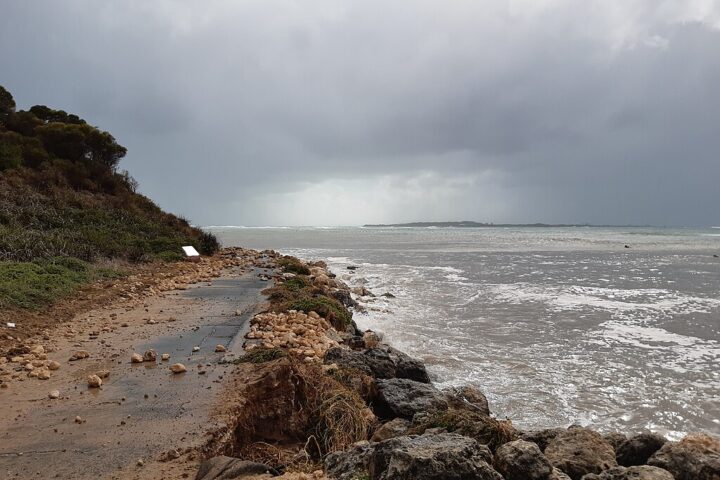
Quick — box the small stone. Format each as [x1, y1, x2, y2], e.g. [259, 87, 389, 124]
[47, 360, 61, 371]
[143, 350, 157, 362]
[36, 368, 51, 380]
[214, 344, 226, 352]
[137, 458, 144, 466]
[30, 345, 45, 355]
[170, 363, 187, 374]
[74, 416, 83, 424]
[161, 353, 170, 361]
[48, 390, 60, 399]
[96, 369, 110, 379]
[192, 346, 200, 352]
[69, 350, 90, 361]
[87, 374, 102, 388]
[130, 353, 143, 363]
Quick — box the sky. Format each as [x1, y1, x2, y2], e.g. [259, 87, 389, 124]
[1, 1, 719, 227]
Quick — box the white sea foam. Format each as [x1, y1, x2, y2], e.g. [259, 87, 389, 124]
[483, 283, 720, 319]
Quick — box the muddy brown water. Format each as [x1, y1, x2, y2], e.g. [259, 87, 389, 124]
[0, 267, 270, 479]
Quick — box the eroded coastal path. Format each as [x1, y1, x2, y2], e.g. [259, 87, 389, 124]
[0, 265, 270, 479]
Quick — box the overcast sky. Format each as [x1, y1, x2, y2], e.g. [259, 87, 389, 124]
[1, 1, 719, 226]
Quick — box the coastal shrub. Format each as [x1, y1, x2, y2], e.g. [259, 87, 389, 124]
[278, 256, 311, 275]
[288, 296, 353, 330]
[233, 347, 288, 364]
[198, 230, 220, 255]
[411, 409, 518, 451]
[156, 250, 185, 262]
[282, 275, 311, 292]
[0, 257, 124, 310]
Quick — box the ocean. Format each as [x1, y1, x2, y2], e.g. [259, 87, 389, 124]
[210, 225, 720, 438]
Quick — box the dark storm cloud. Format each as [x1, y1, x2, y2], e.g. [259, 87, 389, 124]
[1, 1, 719, 225]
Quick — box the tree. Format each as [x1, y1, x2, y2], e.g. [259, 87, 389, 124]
[35, 123, 88, 162]
[35, 122, 126, 170]
[0, 86, 16, 120]
[29, 105, 85, 125]
[4, 111, 43, 136]
[0, 142, 22, 170]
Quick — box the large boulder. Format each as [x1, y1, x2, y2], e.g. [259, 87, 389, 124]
[545, 427, 618, 480]
[325, 433, 503, 480]
[444, 386, 491, 416]
[324, 347, 429, 383]
[616, 433, 667, 467]
[523, 428, 566, 452]
[647, 433, 720, 480]
[604, 433, 629, 452]
[195, 456, 277, 479]
[580, 465, 674, 480]
[387, 347, 430, 383]
[494, 439, 554, 480]
[373, 378, 448, 420]
[551, 468, 572, 480]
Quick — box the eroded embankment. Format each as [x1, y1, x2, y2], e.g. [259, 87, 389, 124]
[200, 254, 720, 480]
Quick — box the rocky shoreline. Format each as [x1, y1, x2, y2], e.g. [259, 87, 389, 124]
[198, 251, 720, 480]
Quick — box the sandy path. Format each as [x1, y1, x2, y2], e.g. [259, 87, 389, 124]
[0, 265, 271, 479]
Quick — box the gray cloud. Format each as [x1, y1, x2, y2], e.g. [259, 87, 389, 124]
[1, 0, 719, 226]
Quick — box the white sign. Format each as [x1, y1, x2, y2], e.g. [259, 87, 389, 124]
[182, 246, 200, 257]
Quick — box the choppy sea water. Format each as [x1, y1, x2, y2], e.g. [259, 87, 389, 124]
[210, 226, 720, 438]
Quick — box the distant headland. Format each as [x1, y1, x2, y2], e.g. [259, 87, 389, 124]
[363, 221, 648, 228]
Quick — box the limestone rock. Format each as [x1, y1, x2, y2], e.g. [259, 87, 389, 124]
[551, 468, 572, 480]
[616, 433, 667, 467]
[495, 439, 553, 480]
[196, 456, 278, 479]
[373, 378, 448, 420]
[324, 347, 429, 383]
[192, 346, 200, 352]
[48, 390, 60, 399]
[522, 428, 566, 452]
[647, 433, 720, 480]
[363, 330, 381, 349]
[371, 418, 412, 442]
[444, 385, 491, 416]
[96, 369, 110, 379]
[69, 350, 90, 361]
[215, 344, 226, 352]
[143, 350, 157, 362]
[580, 465, 674, 480]
[36, 368, 50, 380]
[604, 433, 629, 452]
[87, 374, 102, 388]
[325, 432, 502, 480]
[47, 360, 61, 371]
[29, 345, 45, 355]
[130, 353, 143, 363]
[170, 363, 187, 374]
[545, 427, 617, 480]
[161, 353, 170, 361]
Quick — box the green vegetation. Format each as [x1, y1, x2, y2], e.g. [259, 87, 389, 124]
[0, 257, 124, 310]
[0, 85, 220, 309]
[288, 296, 352, 329]
[232, 347, 288, 364]
[278, 256, 311, 275]
[263, 263, 354, 331]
